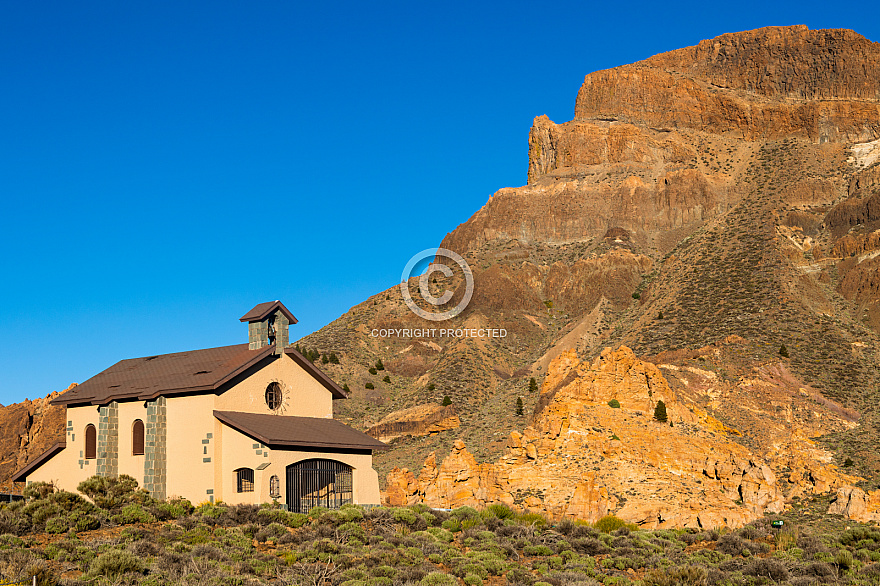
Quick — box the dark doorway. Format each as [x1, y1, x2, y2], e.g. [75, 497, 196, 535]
[286, 459, 353, 512]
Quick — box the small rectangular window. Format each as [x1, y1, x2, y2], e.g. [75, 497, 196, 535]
[236, 468, 254, 493]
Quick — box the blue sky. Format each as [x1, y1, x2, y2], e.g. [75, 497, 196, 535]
[1, 1, 877, 404]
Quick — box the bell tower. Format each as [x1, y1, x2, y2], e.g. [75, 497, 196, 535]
[239, 301, 298, 354]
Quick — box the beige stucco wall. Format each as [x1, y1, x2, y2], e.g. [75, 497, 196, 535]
[165, 393, 216, 504]
[215, 353, 332, 419]
[116, 401, 146, 487]
[28, 403, 99, 492]
[215, 420, 380, 507]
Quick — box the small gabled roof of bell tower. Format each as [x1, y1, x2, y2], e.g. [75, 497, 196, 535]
[239, 300, 298, 324]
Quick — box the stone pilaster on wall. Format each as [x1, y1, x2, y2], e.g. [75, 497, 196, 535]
[96, 402, 119, 477]
[275, 313, 290, 353]
[144, 397, 167, 501]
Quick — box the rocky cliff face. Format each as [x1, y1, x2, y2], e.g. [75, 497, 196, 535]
[386, 342, 858, 528]
[292, 25, 880, 526]
[365, 403, 460, 442]
[0, 386, 70, 492]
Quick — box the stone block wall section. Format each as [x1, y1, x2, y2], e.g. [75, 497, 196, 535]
[248, 320, 269, 350]
[275, 313, 289, 352]
[96, 402, 118, 477]
[144, 397, 167, 501]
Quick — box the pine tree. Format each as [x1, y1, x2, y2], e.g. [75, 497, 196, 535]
[329, 352, 339, 364]
[427, 383, 436, 391]
[342, 383, 350, 393]
[382, 375, 391, 383]
[779, 344, 789, 358]
[657, 311, 664, 320]
[441, 395, 452, 406]
[529, 377, 538, 392]
[368, 367, 377, 375]
[515, 397, 524, 416]
[654, 400, 668, 422]
[375, 358, 385, 371]
[321, 353, 329, 364]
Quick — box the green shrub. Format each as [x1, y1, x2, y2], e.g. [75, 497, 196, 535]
[453, 506, 479, 520]
[392, 507, 418, 525]
[515, 512, 547, 528]
[608, 399, 621, 408]
[153, 500, 190, 520]
[78, 474, 154, 510]
[441, 395, 452, 406]
[486, 504, 514, 519]
[464, 574, 483, 586]
[111, 504, 156, 525]
[643, 566, 708, 586]
[339, 521, 366, 541]
[23, 481, 55, 500]
[427, 527, 454, 542]
[471, 552, 505, 575]
[524, 545, 553, 556]
[461, 517, 482, 531]
[462, 563, 488, 579]
[25, 501, 61, 525]
[44, 516, 69, 534]
[372, 565, 397, 578]
[339, 504, 365, 522]
[195, 502, 227, 519]
[89, 549, 146, 579]
[420, 572, 458, 586]
[48, 490, 93, 513]
[594, 515, 633, 533]
[442, 518, 461, 532]
[837, 549, 854, 570]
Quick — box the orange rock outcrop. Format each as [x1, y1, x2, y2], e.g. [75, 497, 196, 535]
[386, 347, 858, 529]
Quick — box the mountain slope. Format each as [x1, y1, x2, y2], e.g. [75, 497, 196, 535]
[297, 27, 880, 509]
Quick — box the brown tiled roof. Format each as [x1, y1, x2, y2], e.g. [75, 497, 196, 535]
[214, 411, 388, 451]
[285, 347, 347, 399]
[11, 442, 66, 482]
[239, 301, 298, 324]
[52, 344, 275, 406]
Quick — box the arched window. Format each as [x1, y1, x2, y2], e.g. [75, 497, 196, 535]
[132, 419, 145, 456]
[84, 424, 97, 459]
[269, 475, 280, 499]
[236, 468, 254, 493]
[265, 382, 282, 411]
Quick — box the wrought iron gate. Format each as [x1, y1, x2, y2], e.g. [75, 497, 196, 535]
[286, 459, 353, 512]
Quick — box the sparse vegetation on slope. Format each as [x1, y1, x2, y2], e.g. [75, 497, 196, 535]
[3, 481, 880, 585]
